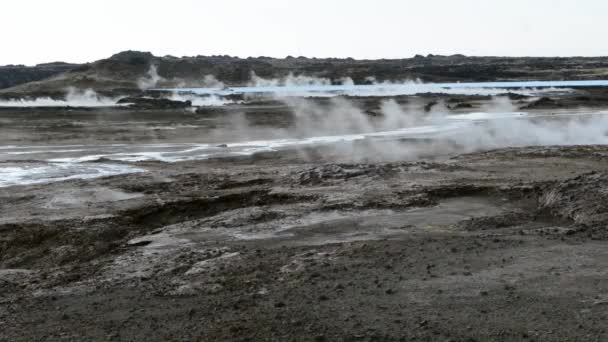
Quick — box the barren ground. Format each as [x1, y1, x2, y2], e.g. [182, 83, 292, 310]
[1, 94, 607, 341]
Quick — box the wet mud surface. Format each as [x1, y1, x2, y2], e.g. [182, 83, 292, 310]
[1, 96, 608, 341]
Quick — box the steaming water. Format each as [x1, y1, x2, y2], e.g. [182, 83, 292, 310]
[0, 115, 482, 187]
[0, 122, 470, 165]
[1, 110, 607, 187]
[0, 88, 121, 108]
[3, 80, 607, 108]
[0, 94, 234, 108]
[0, 98, 120, 107]
[160, 80, 608, 97]
[0, 163, 144, 188]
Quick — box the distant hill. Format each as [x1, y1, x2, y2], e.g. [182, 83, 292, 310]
[0, 62, 80, 90]
[2, 51, 608, 96]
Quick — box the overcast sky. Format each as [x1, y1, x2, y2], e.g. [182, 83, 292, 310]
[2, 0, 607, 65]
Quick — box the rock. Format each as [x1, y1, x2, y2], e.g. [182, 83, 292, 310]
[424, 101, 438, 112]
[450, 102, 474, 109]
[522, 97, 561, 109]
[108, 51, 155, 65]
[127, 240, 152, 247]
[500, 92, 529, 100]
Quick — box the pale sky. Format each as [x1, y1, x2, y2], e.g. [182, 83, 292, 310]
[2, 0, 607, 65]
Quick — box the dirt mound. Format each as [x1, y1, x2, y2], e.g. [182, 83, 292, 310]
[539, 171, 608, 238]
[125, 190, 316, 228]
[297, 164, 386, 185]
[295, 163, 417, 185]
[522, 96, 562, 109]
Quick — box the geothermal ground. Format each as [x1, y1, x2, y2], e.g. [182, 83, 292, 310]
[1, 84, 608, 341]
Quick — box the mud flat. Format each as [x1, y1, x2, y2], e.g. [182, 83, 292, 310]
[1, 92, 608, 341]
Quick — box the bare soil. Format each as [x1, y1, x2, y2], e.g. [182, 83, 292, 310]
[1, 95, 607, 341]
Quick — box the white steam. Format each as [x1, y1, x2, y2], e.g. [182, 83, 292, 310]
[270, 96, 608, 161]
[446, 111, 608, 150]
[0, 88, 120, 107]
[137, 65, 165, 90]
[2, 96, 606, 167]
[166, 74, 569, 98]
[249, 71, 353, 87]
[169, 93, 237, 107]
[202, 75, 225, 89]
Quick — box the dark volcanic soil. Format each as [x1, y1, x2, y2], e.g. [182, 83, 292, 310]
[1, 142, 608, 341]
[1, 87, 608, 341]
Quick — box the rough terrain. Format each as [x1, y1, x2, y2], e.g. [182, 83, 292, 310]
[0, 107, 607, 342]
[0, 56, 607, 341]
[1, 143, 608, 341]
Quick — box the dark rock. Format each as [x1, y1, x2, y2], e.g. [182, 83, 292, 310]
[127, 240, 152, 247]
[522, 97, 562, 109]
[450, 102, 474, 109]
[500, 92, 529, 100]
[424, 101, 438, 112]
[108, 51, 155, 65]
